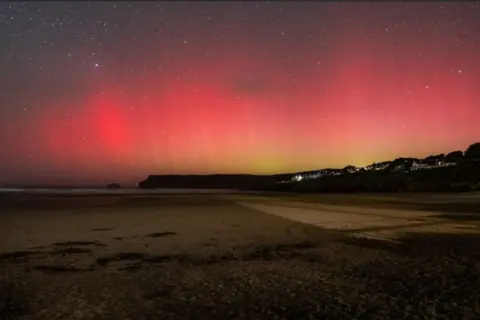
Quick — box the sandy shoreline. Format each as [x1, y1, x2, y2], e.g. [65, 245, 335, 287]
[1, 193, 480, 319]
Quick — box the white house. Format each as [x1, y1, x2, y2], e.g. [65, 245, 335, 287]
[435, 161, 457, 168]
[345, 167, 359, 174]
[291, 174, 304, 182]
[308, 172, 323, 179]
[411, 160, 457, 171]
[410, 161, 430, 171]
[374, 163, 391, 171]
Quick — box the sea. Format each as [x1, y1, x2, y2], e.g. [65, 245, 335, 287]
[0, 188, 242, 195]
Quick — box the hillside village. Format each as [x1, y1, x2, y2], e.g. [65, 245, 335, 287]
[272, 142, 480, 193]
[286, 154, 460, 183]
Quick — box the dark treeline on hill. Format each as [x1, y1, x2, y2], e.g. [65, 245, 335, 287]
[138, 143, 480, 193]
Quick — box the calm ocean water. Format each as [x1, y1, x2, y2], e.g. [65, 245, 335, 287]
[0, 188, 241, 195]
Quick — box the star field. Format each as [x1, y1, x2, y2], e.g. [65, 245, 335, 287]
[0, 2, 479, 186]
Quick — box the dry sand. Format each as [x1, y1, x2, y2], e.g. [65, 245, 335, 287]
[1, 192, 480, 319]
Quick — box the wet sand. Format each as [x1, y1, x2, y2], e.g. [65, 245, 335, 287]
[1, 192, 480, 319]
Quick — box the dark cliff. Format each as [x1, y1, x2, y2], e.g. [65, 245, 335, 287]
[138, 174, 291, 190]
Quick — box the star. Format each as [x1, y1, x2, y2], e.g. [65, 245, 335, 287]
[0, 1, 478, 188]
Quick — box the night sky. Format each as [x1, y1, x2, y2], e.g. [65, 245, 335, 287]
[1, 2, 479, 187]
